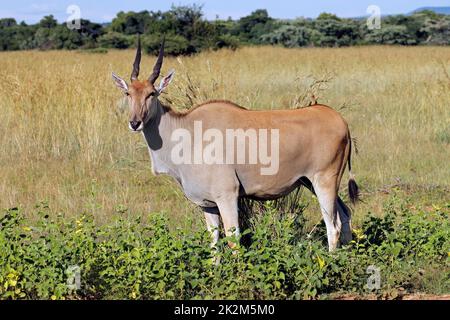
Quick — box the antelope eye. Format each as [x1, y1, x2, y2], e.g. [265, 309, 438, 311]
[125, 92, 130, 96]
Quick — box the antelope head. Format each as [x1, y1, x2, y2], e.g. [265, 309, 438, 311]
[112, 36, 175, 132]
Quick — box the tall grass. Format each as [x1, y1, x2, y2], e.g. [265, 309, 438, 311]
[0, 46, 449, 223]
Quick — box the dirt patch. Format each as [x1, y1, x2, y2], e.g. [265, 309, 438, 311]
[331, 293, 450, 300]
[401, 294, 450, 300]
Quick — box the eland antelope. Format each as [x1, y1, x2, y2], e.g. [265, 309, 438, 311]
[112, 38, 359, 252]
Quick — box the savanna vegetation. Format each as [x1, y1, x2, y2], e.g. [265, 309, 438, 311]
[0, 196, 448, 299]
[0, 5, 449, 54]
[0, 44, 449, 299]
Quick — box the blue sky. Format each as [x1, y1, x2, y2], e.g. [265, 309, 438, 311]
[1, 0, 448, 23]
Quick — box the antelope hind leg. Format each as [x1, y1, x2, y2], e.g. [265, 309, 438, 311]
[337, 196, 352, 245]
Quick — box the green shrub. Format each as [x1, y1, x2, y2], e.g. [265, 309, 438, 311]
[143, 34, 194, 56]
[0, 196, 448, 300]
[97, 32, 133, 49]
[214, 35, 240, 51]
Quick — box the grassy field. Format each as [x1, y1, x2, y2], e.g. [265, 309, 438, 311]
[0, 46, 449, 299]
[0, 46, 449, 224]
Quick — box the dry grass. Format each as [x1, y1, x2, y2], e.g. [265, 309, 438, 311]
[0, 46, 449, 224]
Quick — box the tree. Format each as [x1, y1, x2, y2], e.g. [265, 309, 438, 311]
[0, 18, 17, 28]
[313, 18, 360, 47]
[365, 25, 415, 45]
[261, 25, 316, 47]
[317, 13, 341, 21]
[0, 6, 448, 53]
[234, 9, 276, 43]
[98, 32, 132, 49]
[420, 15, 450, 45]
[39, 15, 57, 28]
[111, 11, 153, 34]
[143, 33, 192, 56]
[48, 25, 84, 49]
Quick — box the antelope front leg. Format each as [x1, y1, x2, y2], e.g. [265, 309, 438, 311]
[204, 209, 221, 265]
[204, 210, 220, 249]
[216, 198, 240, 249]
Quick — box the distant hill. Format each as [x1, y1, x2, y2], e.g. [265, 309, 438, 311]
[411, 7, 450, 15]
[351, 6, 450, 19]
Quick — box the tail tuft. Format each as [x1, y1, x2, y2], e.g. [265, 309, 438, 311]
[347, 132, 360, 205]
[348, 174, 360, 205]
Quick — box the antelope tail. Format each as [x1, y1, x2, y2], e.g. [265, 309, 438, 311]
[347, 133, 360, 205]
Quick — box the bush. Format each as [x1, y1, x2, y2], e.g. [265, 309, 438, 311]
[98, 32, 133, 49]
[0, 196, 448, 300]
[1, 7, 450, 53]
[214, 35, 240, 50]
[143, 34, 194, 56]
[364, 25, 418, 45]
[261, 25, 316, 47]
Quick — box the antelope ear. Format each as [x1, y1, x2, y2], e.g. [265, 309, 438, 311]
[157, 69, 175, 94]
[112, 72, 128, 92]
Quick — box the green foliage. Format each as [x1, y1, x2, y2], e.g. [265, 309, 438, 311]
[0, 7, 449, 53]
[419, 14, 450, 45]
[213, 34, 240, 50]
[261, 25, 318, 47]
[143, 34, 193, 56]
[0, 196, 448, 300]
[232, 9, 277, 44]
[98, 32, 133, 49]
[39, 15, 58, 29]
[364, 25, 417, 45]
[317, 13, 341, 21]
[312, 18, 360, 47]
[111, 11, 154, 35]
[2, 15, 103, 50]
